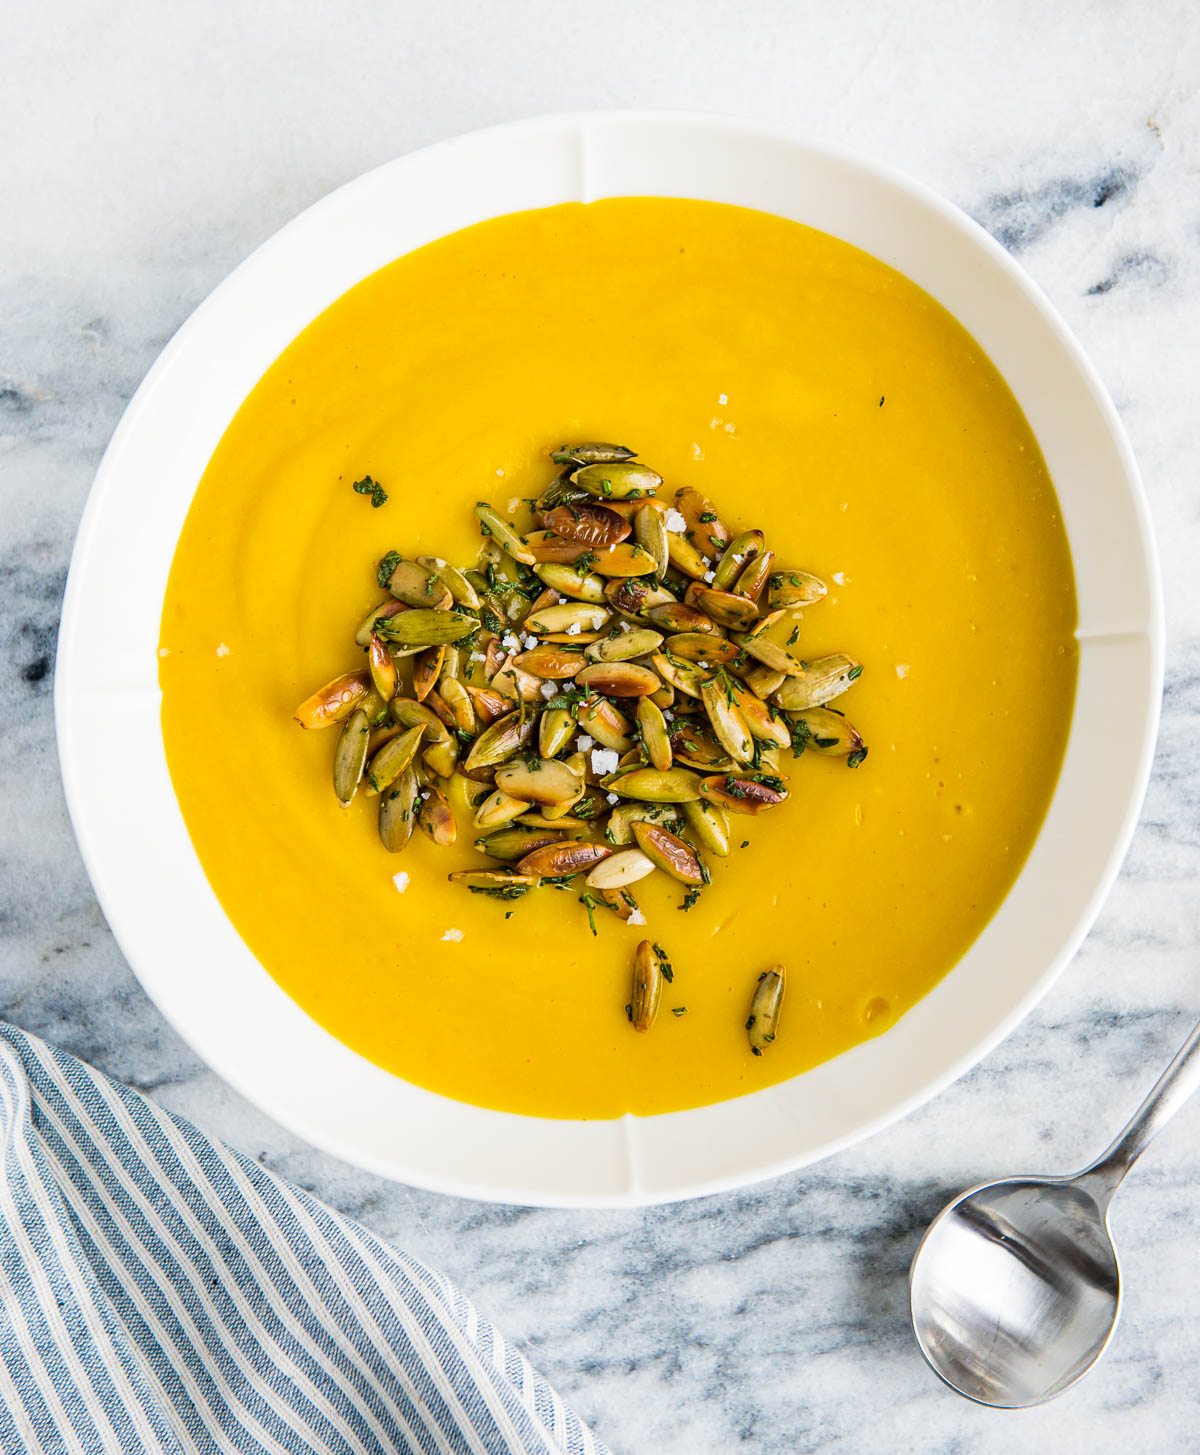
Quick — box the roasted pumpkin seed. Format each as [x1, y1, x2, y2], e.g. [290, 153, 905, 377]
[472, 788, 532, 831]
[606, 767, 703, 803]
[585, 848, 658, 889]
[698, 773, 788, 814]
[584, 627, 664, 662]
[632, 821, 704, 886]
[573, 462, 662, 499]
[735, 548, 775, 604]
[532, 563, 608, 603]
[376, 608, 477, 649]
[630, 941, 661, 1031]
[692, 585, 760, 631]
[681, 799, 731, 856]
[448, 869, 537, 893]
[712, 531, 764, 591]
[584, 543, 658, 578]
[332, 709, 370, 806]
[538, 707, 575, 758]
[665, 530, 710, 580]
[605, 802, 684, 844]
[366, 724, 427, 793]
[789, 706, 866, 759]
[465, 683, 510, 725]
[475, 825, 564, 861]
[598, 886, 639, 921]
[637, 696, 672, 771]
[542, 502, 632, 547]
[410, 644, 444, 702]
[414, 555, 481, 610]
[664, 633, 739, 665]
[674, 487, 730, 560]
[773, 655, 863, 711]
[634, 503, 669, 578]
[495, 756, 582, 805]
[514, 646, 588, 679]
[522, 602, 610, 635]
[551, 442, 636, 465]
[726, 681, 790, 748]
[474, 503, 536, 565]
[650, 652, 706, 699]
[768, 569, 828, 609]
[294, 670, 371, 729]
[523, 530, 593, 564]
[576, 695, 634, 753]
[465, 709, 536, 771]
[736, 610, 807, 676]
[747, 966, 784, 1055]
[378, 766, 419, 852]
[646, 602, 721, 634]
[417, 784, 456, 845]
[516, 840, 611, 878]
[604, 576, 677, 619]
[383, 557, 454, 609]
[575, 661, 661, 697]
[355, 599, 407, 648]
[700, 679, 755, 765]
[740, 662, 787, 699]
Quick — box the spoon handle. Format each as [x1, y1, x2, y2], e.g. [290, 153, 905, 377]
[1075, 1016, 1200, 1207]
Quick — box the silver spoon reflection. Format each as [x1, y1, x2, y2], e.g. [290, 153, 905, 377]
[909, 1018, 1200, 1407]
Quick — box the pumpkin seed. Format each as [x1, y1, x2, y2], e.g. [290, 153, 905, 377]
[604, 577, 677, 619]
[472, 788, 532, 831]
[413, 555, 480, 610]
[378, 766, 419, 852]
[516, 840, 611, 878]
[538, 707, 575, 758]
[773, 655, 863, 711]
[584, 543, 658, 578]
[355, 599, 407, 648]
[700, 679, 755, 765]
[522, 602, 610, 635]
[417, 784, 456, 846]
[698, 773, 788, 814]
[740, 662, 787, 699]
[366, 724, 427, 793]
[476, 826, 564, 861]
[735, 548, 775, 604]
[294, 671, 371, 729]
[632, 820, 704, 885]
[448, 869, 537, 893]
[692, 586, 760, 631]
[576, 695, 634, 752]
[551, 442, 636, 465]
[649, 682, 675, 711]
[599, 886, 639, 921]
[605, 802, 683, 844]
[523, 530, 593, 564]
[514, 646, 588, 679]
[712, 531, 764, 591]
[681, 799, 731, 856]
[736, 610, 807, 676]
[634, 503, 669, 578]
[665, 530, 710, 580]
[585, 848, 658, 889]
[365, 633, 397, 701]
[423, 738, 458, 777]
[495, 756, 582, 805]
[573, 788, 610, 820]
[674, 487, 730, 560]
[584, 628, 663, 662]
[646, 602, 721, 635]
[630, 941, 661, 1031]
[517, 811, 589, 829]
[332, 709, 370, 806]
[474, 503, 536, 565]
[788, 706, 866, 758]
[376, 608, 477, 649]
[606, 767, 703, 803]
[465, 709, 536, 771]
[637, 696, 672, 771]
[533, 563, 608, 603]
[410, 644, 444, 702]
[573, 462, 663, 499]
[747, 966, 784, 1055]
[669, 722, 735, 772]
[575, 661, 661, 698]
[384, 558, 454, 609]
[540, 751, 588, 821]
[423, 687, 458, 730]
[542, 502, 631, 547]
[650, 652, 706, 699]
[465, 683, 510, 725]
[768, 569, 828, 609]
[536, 472, 592, 512]
[666, 634, 739, 666]
[729, 680, 791, 748]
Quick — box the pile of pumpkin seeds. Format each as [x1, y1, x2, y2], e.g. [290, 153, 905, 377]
[294, 441, 867, 939]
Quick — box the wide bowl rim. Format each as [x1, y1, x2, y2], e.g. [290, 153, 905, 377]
[55, 109, 1163, 1207]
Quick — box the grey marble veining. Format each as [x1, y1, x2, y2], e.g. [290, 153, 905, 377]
[4, 3, 1200, 1450]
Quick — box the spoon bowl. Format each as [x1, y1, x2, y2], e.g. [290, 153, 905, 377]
[910, 1176, 1120, 1407]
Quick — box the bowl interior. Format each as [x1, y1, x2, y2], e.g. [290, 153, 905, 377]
[56, 114, 1161, 1206]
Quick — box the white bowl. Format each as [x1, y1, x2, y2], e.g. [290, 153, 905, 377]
[56, 113, 1162, 1207]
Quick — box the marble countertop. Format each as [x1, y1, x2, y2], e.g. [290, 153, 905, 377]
[4, 3, 1200, 1449]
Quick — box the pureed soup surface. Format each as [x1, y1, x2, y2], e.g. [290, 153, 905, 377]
[160, 198, 1077, 1119]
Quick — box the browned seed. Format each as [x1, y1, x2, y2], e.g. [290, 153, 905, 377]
[605, 767, 703, 802]
[646, 602, 722, 634]
[542, 502, 632, 547]
[475, 826, 564, 861]
[576, 695, 634, 752]
[448, 869, 537, 891]
[637, 696, 672, 772]
[632, 821, 704, 885]
[411, 644, 444, 702]
[294, 671, 371, 729]
[665, 634, 740, 665]
[514, 646, 589, 679]
[494, 756, 583, 805]
[575, 661, 661, 697]
[768, 569, 828, 609]
[665, 530, 710, 580]
[698, 774, 788, 814]
[736, 548, 775, 604]
[332, 709, 371, 806]
[490, 656, 546, 704]
[378, 766, 419, 852]
[712, 531, 765, 591]
[599, 886, 639, 921]
[669, 722, 735, 771]
[465, 683, 510, 725]
[674, 487, 731, 560]
[772, 655, 863, 711]
[355, 599, 407, 648]
[515, 841, 612, 877]
[366, 724, 427, 793]
[465, 708, 536, 771]
[788, 706, 866, 758]
[417, 784, 456, 845]
[523, 530, 594, 564]
[747, 966, 784, 1055]
[630, 940, 661, 1031]
[574, 462, 663, 499]
[368, 633, 399, 701]
[585, 543, 659, 578]
[384, 558, 455, 609]
[692, 586, 760, 631]
[424, 687, 459, 731]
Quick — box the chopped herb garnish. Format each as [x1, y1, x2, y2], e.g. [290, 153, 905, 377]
[376, 550, 402, 589]
[671, 1007, 687, 1017]
[847, 747, 869, 768]
[353, 475, 388, 508]
[847, 664, 864, 682]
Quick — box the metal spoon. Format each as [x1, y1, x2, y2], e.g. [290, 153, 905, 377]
[909, 1017, 1200, 1407]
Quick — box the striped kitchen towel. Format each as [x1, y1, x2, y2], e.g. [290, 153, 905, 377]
[0, 1022, 609, 1455]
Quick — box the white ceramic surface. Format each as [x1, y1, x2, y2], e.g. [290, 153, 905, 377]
[55, 113, 1162, 1207]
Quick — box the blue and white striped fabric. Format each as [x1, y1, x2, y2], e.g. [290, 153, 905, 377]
[0, 1023, 609, 1455]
